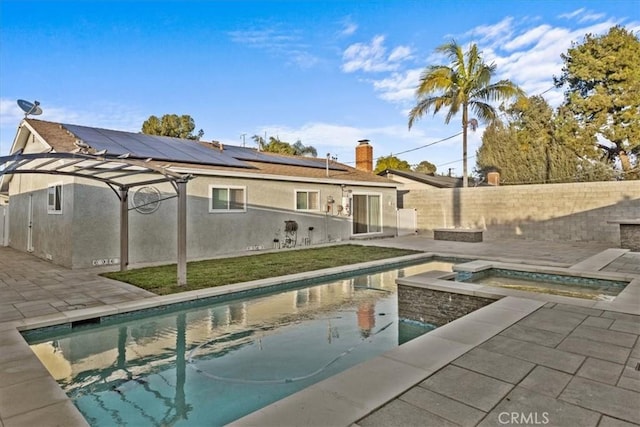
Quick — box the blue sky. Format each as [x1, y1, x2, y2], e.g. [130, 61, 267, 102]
[1, 1, 638, 174]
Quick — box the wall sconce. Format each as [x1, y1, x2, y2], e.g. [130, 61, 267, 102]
[327, 196, 335, 204]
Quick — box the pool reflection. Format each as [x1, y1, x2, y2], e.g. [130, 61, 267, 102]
[28, 262, 449, 426]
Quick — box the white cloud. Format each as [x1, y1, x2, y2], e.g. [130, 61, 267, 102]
[579, 12, 606, 23]
[0, 97, 146, 132]
[339, 20, 358, 37]
[0, 99, 26, 128]
[558, 8, 585, 19]
[558, 8, 606, 23]
[228, 27, 320, 69]
[465, 17, 514, 47]
[502, 24, 552, 51]
[288, 51, 320, 69]
[466, 16, 625, 107]
[342, 12, 635, 118]
[371, 69, 422, 103]
[229, 120, 478, 169]
[388, 45, 412, 62]
[342, 35, 413, 73]
[228, 29, 299, 47]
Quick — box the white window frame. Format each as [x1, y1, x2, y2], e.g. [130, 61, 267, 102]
[209, 185, 247, 213]
[351, 192, 383, 235]
[295, 189, 320, 211]
[47, 182, 63, 214]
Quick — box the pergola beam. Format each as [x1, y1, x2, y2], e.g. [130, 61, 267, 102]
[1, 152, 193, 286]
[176, 180, 187, 286]
[120, 187, 129, 271]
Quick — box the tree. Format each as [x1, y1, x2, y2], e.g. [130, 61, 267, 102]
[374, 155, 411, 174]
[292, 140, 318, 157]
[476, 96, 614, 184]
[554, 26, 640, 179]
[554, 104, 616, 181]
[142, 114, 204, 140]
[414, 160, 437, 174]
[408, 40, 524, 187]
[252, 135, 317, 157]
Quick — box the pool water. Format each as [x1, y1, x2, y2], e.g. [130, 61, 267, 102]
[457, 269, 627, 301]
[26, 260, 454, 426]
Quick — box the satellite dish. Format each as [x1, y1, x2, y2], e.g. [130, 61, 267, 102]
[17, 99, 43, 117]
[132, 186, 162, 214]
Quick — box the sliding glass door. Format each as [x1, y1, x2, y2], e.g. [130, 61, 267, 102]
[352, 194, 381, 235]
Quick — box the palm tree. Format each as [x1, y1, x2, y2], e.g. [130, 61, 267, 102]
[408, 41, 524, 187]
[292, 140, 318, 157]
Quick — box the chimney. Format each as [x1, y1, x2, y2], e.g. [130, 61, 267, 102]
[356, 139, 373, 173]
[487, 171, 500, 186]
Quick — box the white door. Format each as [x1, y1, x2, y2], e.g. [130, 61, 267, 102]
[0, 205, 6, 246]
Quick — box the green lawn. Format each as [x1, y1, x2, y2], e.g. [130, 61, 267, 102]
[101, 244, 421, 295]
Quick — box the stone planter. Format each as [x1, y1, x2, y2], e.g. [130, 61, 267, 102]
[433, 228, 484, 243]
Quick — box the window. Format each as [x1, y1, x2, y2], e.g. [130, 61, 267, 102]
[209, 186, 246, 212]
[295, 190, 319, 211]
[47, 183, 63, 214]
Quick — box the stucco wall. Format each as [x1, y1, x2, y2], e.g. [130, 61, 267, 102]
[11, 173, 397, 269]
[8, 174, 75, 266]
[403, 181, 640, 243]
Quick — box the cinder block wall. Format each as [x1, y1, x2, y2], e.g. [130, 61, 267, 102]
[403, 181, 640, 243]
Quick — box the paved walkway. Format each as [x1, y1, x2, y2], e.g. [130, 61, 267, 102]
[0, 237, 639, 426]
[357, 303, 640, 427]
[0, 247, 154, 322]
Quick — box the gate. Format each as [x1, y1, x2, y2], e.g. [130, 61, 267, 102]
[396, 208, 417, 236]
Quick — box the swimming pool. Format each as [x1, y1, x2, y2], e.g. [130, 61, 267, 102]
[25, 260, 455, 426]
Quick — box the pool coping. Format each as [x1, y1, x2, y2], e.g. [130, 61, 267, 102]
[1, 251, 637, 426]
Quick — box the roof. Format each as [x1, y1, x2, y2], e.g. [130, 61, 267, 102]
[12, 119, 394, 186]
[378, 169, 486, 188]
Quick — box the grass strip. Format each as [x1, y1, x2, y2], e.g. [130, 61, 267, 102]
[102, 244, 421, 295]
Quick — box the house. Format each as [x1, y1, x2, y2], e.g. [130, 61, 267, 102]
[0, 119, 398, 269]
[378, 169, 482, 189]
[378, 168, 489, 209]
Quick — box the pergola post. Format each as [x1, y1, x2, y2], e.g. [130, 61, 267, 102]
[119, 187, 129, 271]
[177, 180, 187, 286]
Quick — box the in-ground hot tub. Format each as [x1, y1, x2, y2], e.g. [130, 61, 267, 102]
[453, 260, 630, 301]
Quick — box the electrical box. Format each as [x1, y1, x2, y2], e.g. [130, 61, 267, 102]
[342, 196, 351, 216]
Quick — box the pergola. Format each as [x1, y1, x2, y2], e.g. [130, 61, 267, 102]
[0, 151, 193, 285]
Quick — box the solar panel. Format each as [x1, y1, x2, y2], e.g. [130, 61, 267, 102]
[62, 123, 348, 171]
[62, 124, 253, 168]
[223, 145, 348, 171]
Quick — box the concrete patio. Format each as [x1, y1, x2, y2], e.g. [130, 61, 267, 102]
[1, 236, 639, 426]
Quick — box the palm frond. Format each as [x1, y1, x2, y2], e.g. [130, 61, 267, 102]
[474, 80, 525, 102]
[416, 66, 454, 95]
[469, 101, 499, 123]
